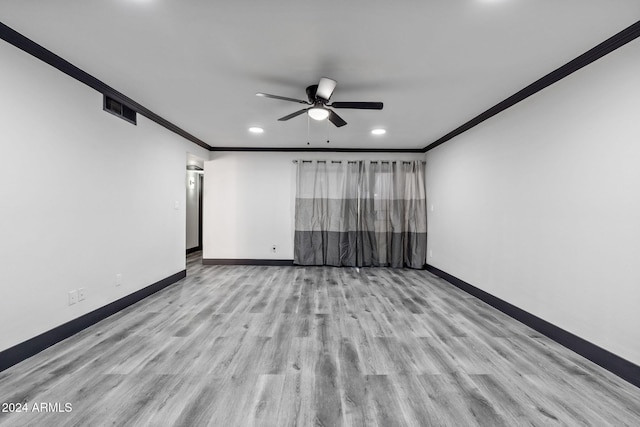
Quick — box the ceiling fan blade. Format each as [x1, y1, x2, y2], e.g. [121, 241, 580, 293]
[330, 101, 383, 110]
[328, 110, 347, 127]
[256, 93, 311, 104]
[278, 108, 309, 121]
[316, 77, 337, 101]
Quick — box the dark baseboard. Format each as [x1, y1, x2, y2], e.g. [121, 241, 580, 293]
[186, 247, 201, 255]
[425, 265, 640, 389]
[203, 258, 294, 266]
[0, 270, 186, 373]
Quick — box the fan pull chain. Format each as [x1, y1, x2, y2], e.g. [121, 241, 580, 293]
[326, 119, 330, 144]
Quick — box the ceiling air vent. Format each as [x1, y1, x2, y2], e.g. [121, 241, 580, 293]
[103, 95, 137, 125]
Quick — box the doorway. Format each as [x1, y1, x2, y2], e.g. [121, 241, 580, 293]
[186, 154, 205, 258]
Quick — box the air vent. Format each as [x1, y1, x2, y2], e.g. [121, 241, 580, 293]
[103, 95, 137, 125]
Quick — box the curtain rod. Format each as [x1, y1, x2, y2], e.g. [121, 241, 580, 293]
[292, 160, 426, 164]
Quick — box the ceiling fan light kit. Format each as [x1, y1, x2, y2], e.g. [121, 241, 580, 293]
[257, 77, 383, 128]
[308, 107, 329, 121]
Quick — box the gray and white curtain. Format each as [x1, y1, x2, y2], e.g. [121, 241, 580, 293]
[294, 160, 427, 268]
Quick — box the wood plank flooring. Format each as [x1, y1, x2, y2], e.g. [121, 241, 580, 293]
[1, 253, 639, 426]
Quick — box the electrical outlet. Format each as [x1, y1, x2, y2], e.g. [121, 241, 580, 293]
[272, 245, 277, 253]
[116, 273, 122, 287]
[429, 249, 433, 258]
[78, 287, 86, 301]
[68, 290, 78, 305]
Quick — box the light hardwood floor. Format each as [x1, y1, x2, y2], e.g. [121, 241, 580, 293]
[1, 253, 639, 426]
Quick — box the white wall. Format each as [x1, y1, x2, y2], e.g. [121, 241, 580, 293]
[203, 151, 424, 260]
[426, 38, 640, 365]
[0, 40, 209, 352]
[186, 170, 201, 250]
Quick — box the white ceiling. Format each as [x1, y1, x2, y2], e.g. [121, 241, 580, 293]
[1, 1, 639, 150]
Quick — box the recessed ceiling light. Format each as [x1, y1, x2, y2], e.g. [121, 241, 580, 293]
[371, 128, 386, 135]
[249, 127, 264, 133]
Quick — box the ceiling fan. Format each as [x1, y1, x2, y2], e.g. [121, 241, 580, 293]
[256, 77, 383, 127]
